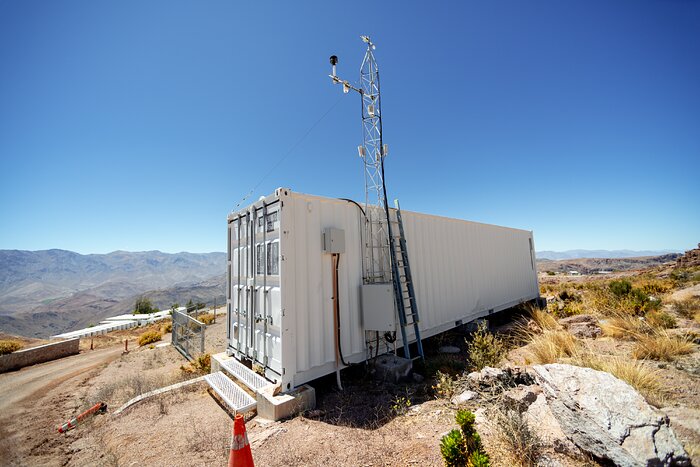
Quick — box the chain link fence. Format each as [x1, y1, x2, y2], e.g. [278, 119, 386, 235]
[172, 309, 205, 360]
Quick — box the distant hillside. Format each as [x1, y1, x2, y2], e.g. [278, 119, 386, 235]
[0, 249, 226, 338]
[537, 254, 680, 275]
[0, 249, 226, 314]
[536, 249, 680, 260]
[0, 274, 225, 338]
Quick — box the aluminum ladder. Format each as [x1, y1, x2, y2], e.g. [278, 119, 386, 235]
[390, 200, 425, 361]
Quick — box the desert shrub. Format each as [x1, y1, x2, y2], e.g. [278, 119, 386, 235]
[558, 290, 580, 302]
[494, 408, 542, 467]
[194, 353, 211, 373]
[440, 409, 490, 467]
[559, 300, 585, 317]
[433, 370, 456, 399]
[526, 330, 577, 364]
[467, 321, 506, 371]
[138, 330, 162, 346]
[609, 279, 633, 297]
[672, 297, 700, 319]
[546, 271, 555, 276]
[639, 280, 672, 295]
[670, 268, 700, 286]
[645, 311, 677, 329]
[0, 340, 23, 355]
[628, 288, 661, 314]
[632, 332, 695, 361]
[197, 313, 216, 325]
[161, 321, 173, 333]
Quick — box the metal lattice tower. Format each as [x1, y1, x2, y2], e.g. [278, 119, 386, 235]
[329, 36, 394, 284]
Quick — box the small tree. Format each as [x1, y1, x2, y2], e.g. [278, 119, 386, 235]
[186, 299, 195, 312]
[134, 296, 157, 314]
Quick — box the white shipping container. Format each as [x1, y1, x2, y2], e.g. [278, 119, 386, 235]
[227, 188, 540, 391]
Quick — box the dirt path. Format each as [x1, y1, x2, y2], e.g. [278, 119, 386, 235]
[0, 345, 123, 466]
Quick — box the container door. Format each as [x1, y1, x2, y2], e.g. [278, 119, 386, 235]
[252, 204, 283, 377]
[230, 213, 250, 356]
[230, 203, 283, 379]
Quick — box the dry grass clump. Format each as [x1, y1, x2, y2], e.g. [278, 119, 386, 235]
[492, 408, 542, 467]
[631, 331, 695, 361]
[161, 320, 173, 333]
[529, 306, 560, 332]
[197, 313, 216, 325]
[600, 314, 650, 339]
[526, 330, 577, 364]
[570, 352, 663, 406]
[0, 340, 23, 355]
[181, 353, 211, 375]
[671, 296, 700, 319]
[138, 330, 162, 346]
[645, 310, 677, 329]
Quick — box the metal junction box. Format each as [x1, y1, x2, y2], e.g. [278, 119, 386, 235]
[361, 283, 395, 331]
[323, 227, 345, 253]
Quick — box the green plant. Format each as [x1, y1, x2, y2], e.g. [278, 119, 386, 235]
[0, 340, 23, 356]
[391, 394, 412, 416]
[433, 370, 456, 399]
[138, 330, 162, 346]
[440, 409, 490, 467]
[609, 279, 633, 297]
[134, 296, 158, 315]
[467, 321, 506, 371]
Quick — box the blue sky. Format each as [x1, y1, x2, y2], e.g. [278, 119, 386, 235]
[0, 1, 698, 254]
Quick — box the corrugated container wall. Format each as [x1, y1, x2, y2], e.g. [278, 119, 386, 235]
[227, 188, 540, 391]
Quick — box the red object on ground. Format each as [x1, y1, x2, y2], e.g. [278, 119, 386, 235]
[58, 402, 107, 433]
[228, 413, 254, 467]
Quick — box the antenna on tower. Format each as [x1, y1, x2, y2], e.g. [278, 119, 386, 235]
[328, 36, 395, 285]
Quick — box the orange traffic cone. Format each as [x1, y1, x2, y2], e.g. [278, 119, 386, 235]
[228, 413, 254, 467]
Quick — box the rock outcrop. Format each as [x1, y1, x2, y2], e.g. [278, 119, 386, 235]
[529, 364, 689, 466]
[558, 314, 602, 339]
[676, 243, 700, 268]
[466, 364, 690, 466]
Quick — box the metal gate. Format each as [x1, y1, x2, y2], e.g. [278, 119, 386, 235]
[172, 309, 205, 360]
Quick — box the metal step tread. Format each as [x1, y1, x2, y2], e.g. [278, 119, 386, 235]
[220, 358, 272, 392]
[205, 371, 257, 413]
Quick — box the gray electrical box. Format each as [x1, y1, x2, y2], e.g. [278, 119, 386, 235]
[323, 227, 345, 253]
[361, 283, 395, 331]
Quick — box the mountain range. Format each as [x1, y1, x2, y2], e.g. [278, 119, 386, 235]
[0, 249, 226, 338]
[535, 249, 680, 260]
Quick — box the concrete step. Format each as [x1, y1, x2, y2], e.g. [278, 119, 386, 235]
[220, 357, 273, 393]
[204, 371, 257, 414]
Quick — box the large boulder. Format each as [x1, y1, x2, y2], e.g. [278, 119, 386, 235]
[530, 364, 689, 466]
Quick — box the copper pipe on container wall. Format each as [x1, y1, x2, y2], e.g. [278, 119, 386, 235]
[331, 253, 343, 390]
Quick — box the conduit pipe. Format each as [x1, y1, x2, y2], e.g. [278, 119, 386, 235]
[331, 253, 343, 390]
